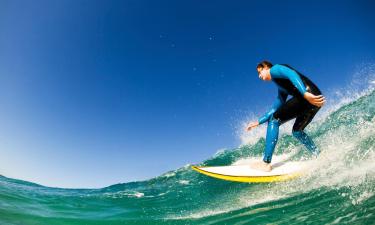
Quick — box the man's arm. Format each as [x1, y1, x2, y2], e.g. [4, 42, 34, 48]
[271, 64, 307, 96]
[258, 89, 288, 124]
[271, 64, 325, 107]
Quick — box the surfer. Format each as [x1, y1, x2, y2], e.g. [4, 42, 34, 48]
[246, 61, 325, 172]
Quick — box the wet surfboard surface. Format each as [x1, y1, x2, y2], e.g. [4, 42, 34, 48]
[192, 160, 312, 183]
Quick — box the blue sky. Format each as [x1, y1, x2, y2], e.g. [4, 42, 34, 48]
[0, 0, 374, 188]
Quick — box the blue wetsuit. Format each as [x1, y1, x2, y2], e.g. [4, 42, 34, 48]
[258, 64, 322, 163]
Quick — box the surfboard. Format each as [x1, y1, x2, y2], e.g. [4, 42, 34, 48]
[192, 160, 311, 183]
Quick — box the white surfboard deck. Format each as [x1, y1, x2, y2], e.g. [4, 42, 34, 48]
[192, 156, 313, 183]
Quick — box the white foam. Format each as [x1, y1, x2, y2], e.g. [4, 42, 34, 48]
[178, 180, 190, 185]
[103, 190, 145, 198]
[232, 151, 297, 166]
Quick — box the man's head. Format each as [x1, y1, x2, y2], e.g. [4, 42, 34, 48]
[256, 60, 273, 81]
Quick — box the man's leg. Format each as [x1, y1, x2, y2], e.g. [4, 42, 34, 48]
[263, 97, 305, 163]
[292, 107, 320, 156]
[263, 116, 280, 163]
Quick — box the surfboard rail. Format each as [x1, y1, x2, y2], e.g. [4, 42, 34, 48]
[191, 165, 303, 183]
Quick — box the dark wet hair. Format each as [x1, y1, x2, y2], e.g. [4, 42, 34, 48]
[257, 61, 273, 69]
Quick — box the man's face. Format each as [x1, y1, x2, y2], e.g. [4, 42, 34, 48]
[257, 67, 271, 81]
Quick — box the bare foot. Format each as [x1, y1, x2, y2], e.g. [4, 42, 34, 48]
[250, 161, 272, 172]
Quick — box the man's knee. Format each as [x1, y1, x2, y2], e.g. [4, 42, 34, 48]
[269, 114, 281, 124]
[272, 111, 281, 121]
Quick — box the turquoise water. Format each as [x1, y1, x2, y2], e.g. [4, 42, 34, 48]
[1, 89, 375, 225]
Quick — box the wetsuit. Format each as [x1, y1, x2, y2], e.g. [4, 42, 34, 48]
[258, 64, 322, 163]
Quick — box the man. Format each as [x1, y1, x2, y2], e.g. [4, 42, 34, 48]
[246, 61, 325, 172]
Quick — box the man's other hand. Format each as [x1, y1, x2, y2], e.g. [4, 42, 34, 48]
[304, 92, 325, 107]
[246, 121, 259, 131]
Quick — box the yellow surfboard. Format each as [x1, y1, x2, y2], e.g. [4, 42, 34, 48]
[192, 161, 309, 183]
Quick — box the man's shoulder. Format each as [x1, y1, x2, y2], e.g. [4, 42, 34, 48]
[270, 64, 284, 76]
[271, 64, 287, 70]
[271, 64, 297, 77]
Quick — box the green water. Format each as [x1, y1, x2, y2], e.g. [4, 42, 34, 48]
[1, 90, 375, 225]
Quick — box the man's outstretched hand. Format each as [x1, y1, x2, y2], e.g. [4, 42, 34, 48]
[246, 121, 259, 131]
[303, 92, 326, 107]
